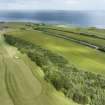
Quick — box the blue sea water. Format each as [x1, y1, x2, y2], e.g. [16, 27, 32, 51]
[0, 10, 105, 28]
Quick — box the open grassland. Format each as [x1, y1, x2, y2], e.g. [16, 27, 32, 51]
[41, 28, 105, 47]
[0, 35, 78, 105]
[37, 26, 105, 49]
[51, 25, 105, 38]
[7, 30, 105, 75]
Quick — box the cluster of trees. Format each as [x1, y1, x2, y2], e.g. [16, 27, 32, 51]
[4, 34, 105, 105]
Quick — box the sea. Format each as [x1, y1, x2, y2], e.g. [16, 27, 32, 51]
[0, 10, 105, 28]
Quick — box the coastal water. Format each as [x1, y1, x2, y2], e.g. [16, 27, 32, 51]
[0, 10, 105, 28]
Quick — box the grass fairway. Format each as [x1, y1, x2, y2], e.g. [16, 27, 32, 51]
[7, 30, 105, 75]
[0, 34, 78, 105]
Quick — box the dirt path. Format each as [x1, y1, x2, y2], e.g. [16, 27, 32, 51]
[0, 35, 42, 105]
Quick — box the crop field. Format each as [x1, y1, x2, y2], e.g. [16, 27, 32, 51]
[0, 33, 78, 105]
[7, 29, 105, 75]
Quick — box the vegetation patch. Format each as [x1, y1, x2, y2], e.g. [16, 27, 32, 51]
[4, 34, 105, 105]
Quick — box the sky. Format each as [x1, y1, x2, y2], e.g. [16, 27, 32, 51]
[0, 0, 105, 10]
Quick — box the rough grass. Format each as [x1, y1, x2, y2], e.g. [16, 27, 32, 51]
[7, 30, 105, 75]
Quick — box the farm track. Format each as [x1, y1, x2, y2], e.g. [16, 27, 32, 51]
[0, 35, 42, 105]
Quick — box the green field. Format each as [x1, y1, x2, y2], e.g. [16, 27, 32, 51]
[0, 34, 78, 105]
[42, 28, 105, 47]
[7, 29, 105, 75]
[1, 22, 105, 105]
[36, 26, 105, 48]
[50, 25, 105, 38]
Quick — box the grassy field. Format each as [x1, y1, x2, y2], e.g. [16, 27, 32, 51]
[37, 26, 105, 49]
[51, 25, 105, 38]
[43, 28, 105, 47]
[7, 29, 105, 75]
[0, 34, 78, 105]
[2, 22, 105, 105]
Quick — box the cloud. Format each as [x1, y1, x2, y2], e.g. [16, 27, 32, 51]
[0, 0, 105, 10]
